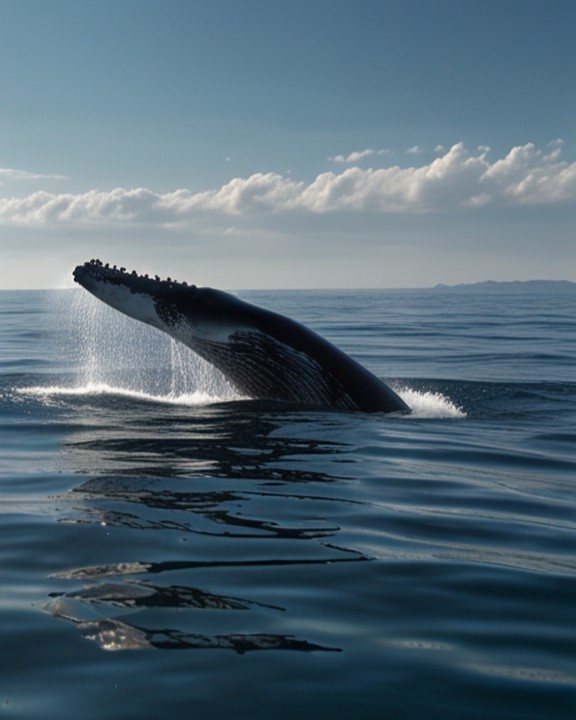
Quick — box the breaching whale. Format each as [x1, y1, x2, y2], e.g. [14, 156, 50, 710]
[73, 260, 410, 414]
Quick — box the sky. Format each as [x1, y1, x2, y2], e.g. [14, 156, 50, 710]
[0, 0, 575, 289]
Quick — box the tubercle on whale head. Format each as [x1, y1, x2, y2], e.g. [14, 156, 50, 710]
[72, 259, 249, 324]
[72, 258, 197, 295]
[72, 258, 254, 352]
[72, 258, 207, 331]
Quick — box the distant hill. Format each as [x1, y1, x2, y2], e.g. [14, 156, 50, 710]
[430, 280, 576, 294]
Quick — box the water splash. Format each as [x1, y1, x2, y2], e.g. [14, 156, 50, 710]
[397, 386, 466, 419]
[34, 289, 239, 406]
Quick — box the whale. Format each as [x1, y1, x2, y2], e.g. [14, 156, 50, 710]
[72, 260, 410, 414]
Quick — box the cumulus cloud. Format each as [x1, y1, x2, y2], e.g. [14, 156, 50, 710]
[329, 148, 390, 163]
[0, 142, 575, 226]
[406, 145, 423, 155]
[478, 142, 576, 203]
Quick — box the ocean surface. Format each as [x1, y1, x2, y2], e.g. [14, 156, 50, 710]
[1, 287, 575, 719]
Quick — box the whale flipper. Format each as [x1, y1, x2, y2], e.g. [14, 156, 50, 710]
[73, 260, 410, 414]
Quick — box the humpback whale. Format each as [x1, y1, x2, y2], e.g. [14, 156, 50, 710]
[73, 260, 410, 414]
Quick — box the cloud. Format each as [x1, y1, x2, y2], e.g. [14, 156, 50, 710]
[1, 142, 575, 227]
[0, 167, 68, 183]
[329, 148, 390, 163]
[406, 145, 423, 155]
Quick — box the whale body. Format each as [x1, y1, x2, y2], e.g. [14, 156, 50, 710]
[73, 260, 410, 414]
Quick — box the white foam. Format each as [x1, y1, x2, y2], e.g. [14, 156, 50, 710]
[397, 387, 466, 419]
[17, 383, 236, 407]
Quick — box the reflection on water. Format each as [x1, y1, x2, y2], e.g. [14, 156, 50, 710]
[63, 398, 347, 482]
[48, 399, 364, 652]
[50, 578, 284, 610]
[47, 602, 341, 653]
[45, 579, 341, 653]
[70, 478, 342, 539]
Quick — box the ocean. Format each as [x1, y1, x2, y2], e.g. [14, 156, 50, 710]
[1, 287, 575, 719]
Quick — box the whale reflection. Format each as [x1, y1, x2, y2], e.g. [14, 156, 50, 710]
[50, 401, 368, 652]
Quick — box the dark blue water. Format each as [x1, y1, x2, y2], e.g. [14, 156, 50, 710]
[1, 288, 575, 719]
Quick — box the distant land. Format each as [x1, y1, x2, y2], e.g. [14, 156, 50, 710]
[429, 280, 576, 294]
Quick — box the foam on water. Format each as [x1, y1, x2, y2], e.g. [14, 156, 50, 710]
[17, 383, 235, 407]
[19, 383, 466, 418]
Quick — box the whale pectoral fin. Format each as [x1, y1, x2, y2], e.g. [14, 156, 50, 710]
[73, 259, 410, 413]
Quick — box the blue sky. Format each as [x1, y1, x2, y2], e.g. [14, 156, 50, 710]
[1, 0, 575, 288]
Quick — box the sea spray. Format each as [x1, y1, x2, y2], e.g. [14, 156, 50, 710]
[397, 386, 466, 419]
[39, 287, 238, 405]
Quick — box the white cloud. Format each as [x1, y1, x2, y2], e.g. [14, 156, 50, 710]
[329, 148, 390, 163]
[1, 142, 575, 226]
[0, 167, 68, 182]
[479, 142, 576, 203]
[406, 145, 423, 155]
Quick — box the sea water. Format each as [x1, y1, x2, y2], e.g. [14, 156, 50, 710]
[1, 288, 575, 719]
